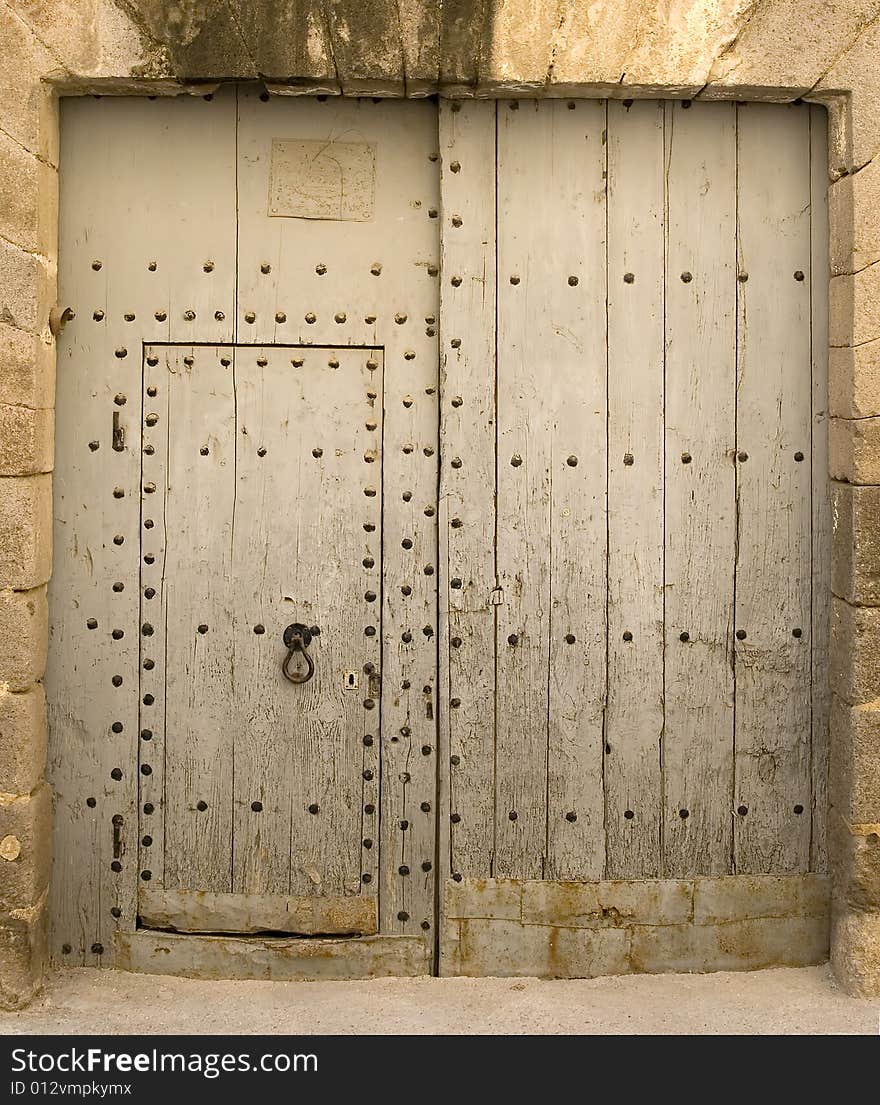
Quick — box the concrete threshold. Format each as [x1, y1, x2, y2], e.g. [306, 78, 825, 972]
[0, 964, 878, 1035]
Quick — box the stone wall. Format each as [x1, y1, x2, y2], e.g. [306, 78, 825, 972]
[2, 0, 880, 1005]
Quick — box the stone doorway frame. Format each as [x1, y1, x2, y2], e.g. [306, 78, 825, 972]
[1, 1, 878, 1006]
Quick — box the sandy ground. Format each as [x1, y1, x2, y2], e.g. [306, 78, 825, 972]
[0, 964, 878, 1035]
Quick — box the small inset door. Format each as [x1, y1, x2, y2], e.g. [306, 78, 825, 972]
[137, 343, 383, 935]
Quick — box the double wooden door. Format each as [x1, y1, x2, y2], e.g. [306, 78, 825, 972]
[48, 91, 828, 978]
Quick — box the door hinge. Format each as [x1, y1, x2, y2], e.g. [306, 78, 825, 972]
[490, 586, 504, 606]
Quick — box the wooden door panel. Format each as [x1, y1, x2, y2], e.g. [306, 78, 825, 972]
[140, 344, 382, 926]
[51, 91, 440, 964]
[494, 99, 607, 881]
[230, 345, 383, 899]
[662, 100, 737, 876]
[49, 92, 238, 963]
[235, 92, 441, 933]
[604, 100, 666, 879]
[734, 105, 814, 873]
[442, 98, 829, 892]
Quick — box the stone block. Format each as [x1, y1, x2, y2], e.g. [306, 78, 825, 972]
[0, 324, 55, 410]
[439, 0, 484, 87]
[829, 341, 880, 419]
[0, 240, 53, 335]
[0, 475, 52, 589]
[831, 483, 880, 605]
[445, 877, 522, 921]
[457, 918, 630, 978]
[830, 697, 880, 823]
[479, 0, 559, 88]
[831, 908, 880, 995]
[121, 0, 258, 79]
[7, 0, 153, 79]
[705, 0, 880, 96]
[623, 0, 755, 90]
[815, 19, 880, 171]
[438, 917, 461, 976]
[830, 266, 880, 348]
[830, 416, 880, 483]
[630, 915, 829, 973]
[829, 154, 880, 276]
[693, 874, 829, 923]
[831, 818, 880, 911]
[242, 0, 343, 89]
[0, 783, 50, 912]
[397, 0, 440, 90]
[0, 128, 57, 257]
[0, 685, 46, 795]
[0, 902, 46, 1010]
[830, 597, 880, 703]
[0, 406, 53, 475]
[0, 585, 47, 690]
[521, 879, 692, 927]
[0, 6, 63, 163]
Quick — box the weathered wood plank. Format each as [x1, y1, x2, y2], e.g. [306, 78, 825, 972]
[48, 92, 237, 966]
[604, 99, 665, 879]
[440, 99, 497, 881]
[734, 103, 813, 874]
[662, 101, 737, 876]
[235, 92, 441, 937]
[138, 345, 172, 891]
[160, 346, 236, 895]
[139, 887, 378, 935]
[116, 931, 430, 980]
[810, 104, 831, 874]
[495, 100, 553, 879]
[544, 99, 607, 881]
[230, 346, 382, 901]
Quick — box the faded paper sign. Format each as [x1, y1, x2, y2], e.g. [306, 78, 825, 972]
[268, 138, 376, 221]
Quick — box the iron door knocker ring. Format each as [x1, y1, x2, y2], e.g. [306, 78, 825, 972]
[282, 622, 315, 684]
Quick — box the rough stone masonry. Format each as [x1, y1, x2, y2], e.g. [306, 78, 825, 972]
[2, 0, 880, 1007]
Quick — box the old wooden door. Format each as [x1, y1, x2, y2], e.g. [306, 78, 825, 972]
[49, 90, 830, 981]
[48, 88, 440, 974]
[439, 99, 831, 975]
[136, 343, 385, 934]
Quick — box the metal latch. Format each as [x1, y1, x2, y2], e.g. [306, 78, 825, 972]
[281, 623, 315, 684]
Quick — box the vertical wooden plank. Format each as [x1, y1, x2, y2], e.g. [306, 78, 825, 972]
[810, 105, 831, 874]
[495, 100, 552, 879]
[159, 345, 236, 894]
[230, 346, 382, 901]
[48, 92, 236, 965]
[735, 103, 813, 874]
[440, 99, 497, 882]
[604, 100, 666, 879]
[662, 101, 737, 876]
[138, 344, 173, 892]
[236, 92, 441, 939]
[544, 100, 607, 881]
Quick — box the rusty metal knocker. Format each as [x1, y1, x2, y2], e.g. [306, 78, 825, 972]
[281, 623, 315, 684]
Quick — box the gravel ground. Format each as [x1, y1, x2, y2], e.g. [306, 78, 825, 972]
[1, 964, 878, 1035]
